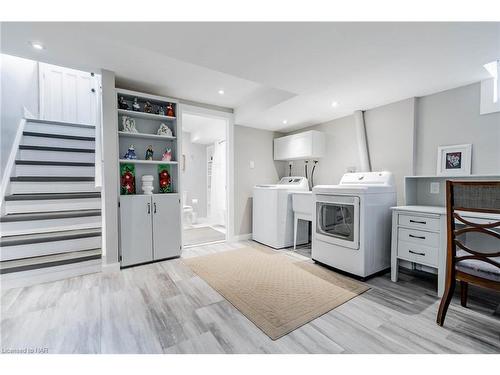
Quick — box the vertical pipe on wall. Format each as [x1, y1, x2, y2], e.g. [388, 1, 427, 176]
[354, 110, 371, 172]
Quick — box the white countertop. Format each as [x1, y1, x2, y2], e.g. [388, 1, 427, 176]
[392, 205, 500, 220]
[291, 190, 312, 195]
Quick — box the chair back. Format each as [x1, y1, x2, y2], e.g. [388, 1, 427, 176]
[446, 181, 500, 275]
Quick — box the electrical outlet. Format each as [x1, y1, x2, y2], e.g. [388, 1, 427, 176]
[249, 160, 255, 169]
[430, 182, 440, 194]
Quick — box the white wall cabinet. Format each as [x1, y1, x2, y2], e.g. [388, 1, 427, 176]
[274, 130, 325, 161]
[120, 194, 181, 267]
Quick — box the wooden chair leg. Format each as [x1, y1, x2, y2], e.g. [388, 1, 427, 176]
[460, 280, 468, 307]
[437, 279, 455, 326]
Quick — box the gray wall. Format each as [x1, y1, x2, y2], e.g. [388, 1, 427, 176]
[181, 131, 208, 218]
[1, 54, 39, 176]
[234, 125, 286, 235]
[364, 98, 416, 204]
[416, 82, 500, 175]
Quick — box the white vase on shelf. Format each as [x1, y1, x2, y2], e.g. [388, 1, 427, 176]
[141, 175, 154, 195]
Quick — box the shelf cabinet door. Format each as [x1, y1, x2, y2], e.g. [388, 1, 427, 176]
[120, 195, 153, 266]
[152, 194, 181, 260]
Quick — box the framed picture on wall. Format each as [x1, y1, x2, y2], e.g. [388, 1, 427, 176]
[436, 144, 472, 176]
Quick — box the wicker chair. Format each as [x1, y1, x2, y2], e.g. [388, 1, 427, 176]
[436, 181, 500, 326]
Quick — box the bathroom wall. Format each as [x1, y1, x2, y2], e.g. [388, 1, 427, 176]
[0, 54, 39, 176]
[181, 131, 208, 218]
[234, 125, 287, 236]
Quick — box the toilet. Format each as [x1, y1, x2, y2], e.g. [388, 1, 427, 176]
[182, 191, 195, 226]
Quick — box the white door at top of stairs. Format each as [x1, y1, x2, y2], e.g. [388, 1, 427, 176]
[39, 63, 99, 125]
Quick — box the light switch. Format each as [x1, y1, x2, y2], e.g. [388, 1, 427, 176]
[249, 160, 255, 169]
[430, 182, 440, 194]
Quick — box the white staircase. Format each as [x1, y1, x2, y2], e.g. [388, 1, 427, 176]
[0, 119, 102, 289]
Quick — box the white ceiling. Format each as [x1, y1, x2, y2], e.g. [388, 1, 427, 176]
[1, 22, 499, 131]
[182, 113, 226, 145]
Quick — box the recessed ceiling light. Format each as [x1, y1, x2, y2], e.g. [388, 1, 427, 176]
[30, 41, 44, 50]
[331, 101, 339, 108]
[218, 89, 225, 95]
[282, 120, 288, 125]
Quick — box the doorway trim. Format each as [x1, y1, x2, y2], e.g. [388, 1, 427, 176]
[179, 104, 235, 243]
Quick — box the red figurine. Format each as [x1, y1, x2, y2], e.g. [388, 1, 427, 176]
[166, 103, 175, 117]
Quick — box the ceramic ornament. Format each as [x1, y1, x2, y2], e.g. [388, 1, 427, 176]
[162, 148, 172, 161]
[166, 103, 175, 117]
[122, 116, 138, 133]
[132, 97, 141, 111]
[118, 96, 129, 110]
[157, 123, 173, 137]
[141, 175, 154, 195]
[144, 101, 153, 113]
[123, 145, 137, 160]
[145, 145, 154, 160]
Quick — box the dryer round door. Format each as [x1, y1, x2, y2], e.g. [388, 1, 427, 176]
[315, 194, 360, 250]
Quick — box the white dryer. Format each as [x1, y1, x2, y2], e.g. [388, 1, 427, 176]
[253, 177, 309, 249]
[312, 171, 396, 278]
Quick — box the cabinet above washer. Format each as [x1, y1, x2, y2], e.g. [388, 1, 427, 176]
[274, 130, 325, 161]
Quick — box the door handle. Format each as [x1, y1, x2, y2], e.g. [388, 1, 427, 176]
[409, 234, 425, 240]
[410, 219, 426, 225]
[154, 202, 157, 214]
[409, 250, 426, 256]
[147, 202, 151, 214]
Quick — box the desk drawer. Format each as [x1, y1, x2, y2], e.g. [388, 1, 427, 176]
[397, 241, 438, 267]
[398, 227, 439, 247]
[398, 213, 440, 231]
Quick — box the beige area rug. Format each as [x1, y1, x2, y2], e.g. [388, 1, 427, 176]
[183, 247, 369, 340]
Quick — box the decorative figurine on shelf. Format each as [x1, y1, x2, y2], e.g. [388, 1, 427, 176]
[141, 175, 154, 195]
[157, 123, 173, 137]
[145, 145, 154, 161]
[118, 96, 129, 110]
[121, 116, 138, 133]
[120, 163, 136, 195]
[157, 106, 165, 116]
[144, 101, 153, 113]
[162, 148, 172, 161]
[132, 98, 141, 112]
[123, 145, 137, 160]
[166, 103, 175, 117]
[158, 165, 172, 193]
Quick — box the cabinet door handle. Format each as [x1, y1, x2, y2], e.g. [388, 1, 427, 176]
[409, 234, 426, 240]
[410, 219, 426, 225]
[154, 202, 157, 214]
[409, 250, 426, 256]
[147, 202, 151, 214]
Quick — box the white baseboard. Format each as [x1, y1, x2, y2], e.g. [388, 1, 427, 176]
[101, 260, 120, 273]
[231, 233, 252, 242]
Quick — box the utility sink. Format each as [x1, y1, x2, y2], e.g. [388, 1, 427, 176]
[292, 191, 313, 216]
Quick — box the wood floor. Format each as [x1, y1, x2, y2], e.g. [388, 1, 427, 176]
[1, 240, 499, 354]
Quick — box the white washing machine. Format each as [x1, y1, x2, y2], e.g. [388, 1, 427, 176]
[312, 171, 396, 278]
[253, 177, 309, 249]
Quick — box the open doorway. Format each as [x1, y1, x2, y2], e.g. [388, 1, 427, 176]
[181, 110, 228, 247]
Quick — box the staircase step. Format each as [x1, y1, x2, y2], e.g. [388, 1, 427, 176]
[15, 160, 94, 167]
[23, 131, 95, 141]
[0, 209, 101, 222]
[1, 229, 102, 262]
[0, 228, 102, 247]
[11, 176, 95, 182]
[0, 210, 102, 237]
[19, 145, 95, 153]
[0, 248, 102, 275]
[26, 118, 95, 129]
[4, 192, 101, 201]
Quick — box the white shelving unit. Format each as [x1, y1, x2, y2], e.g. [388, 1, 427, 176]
[119, 159, 178, 165]
[116, 88, 182, 267]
